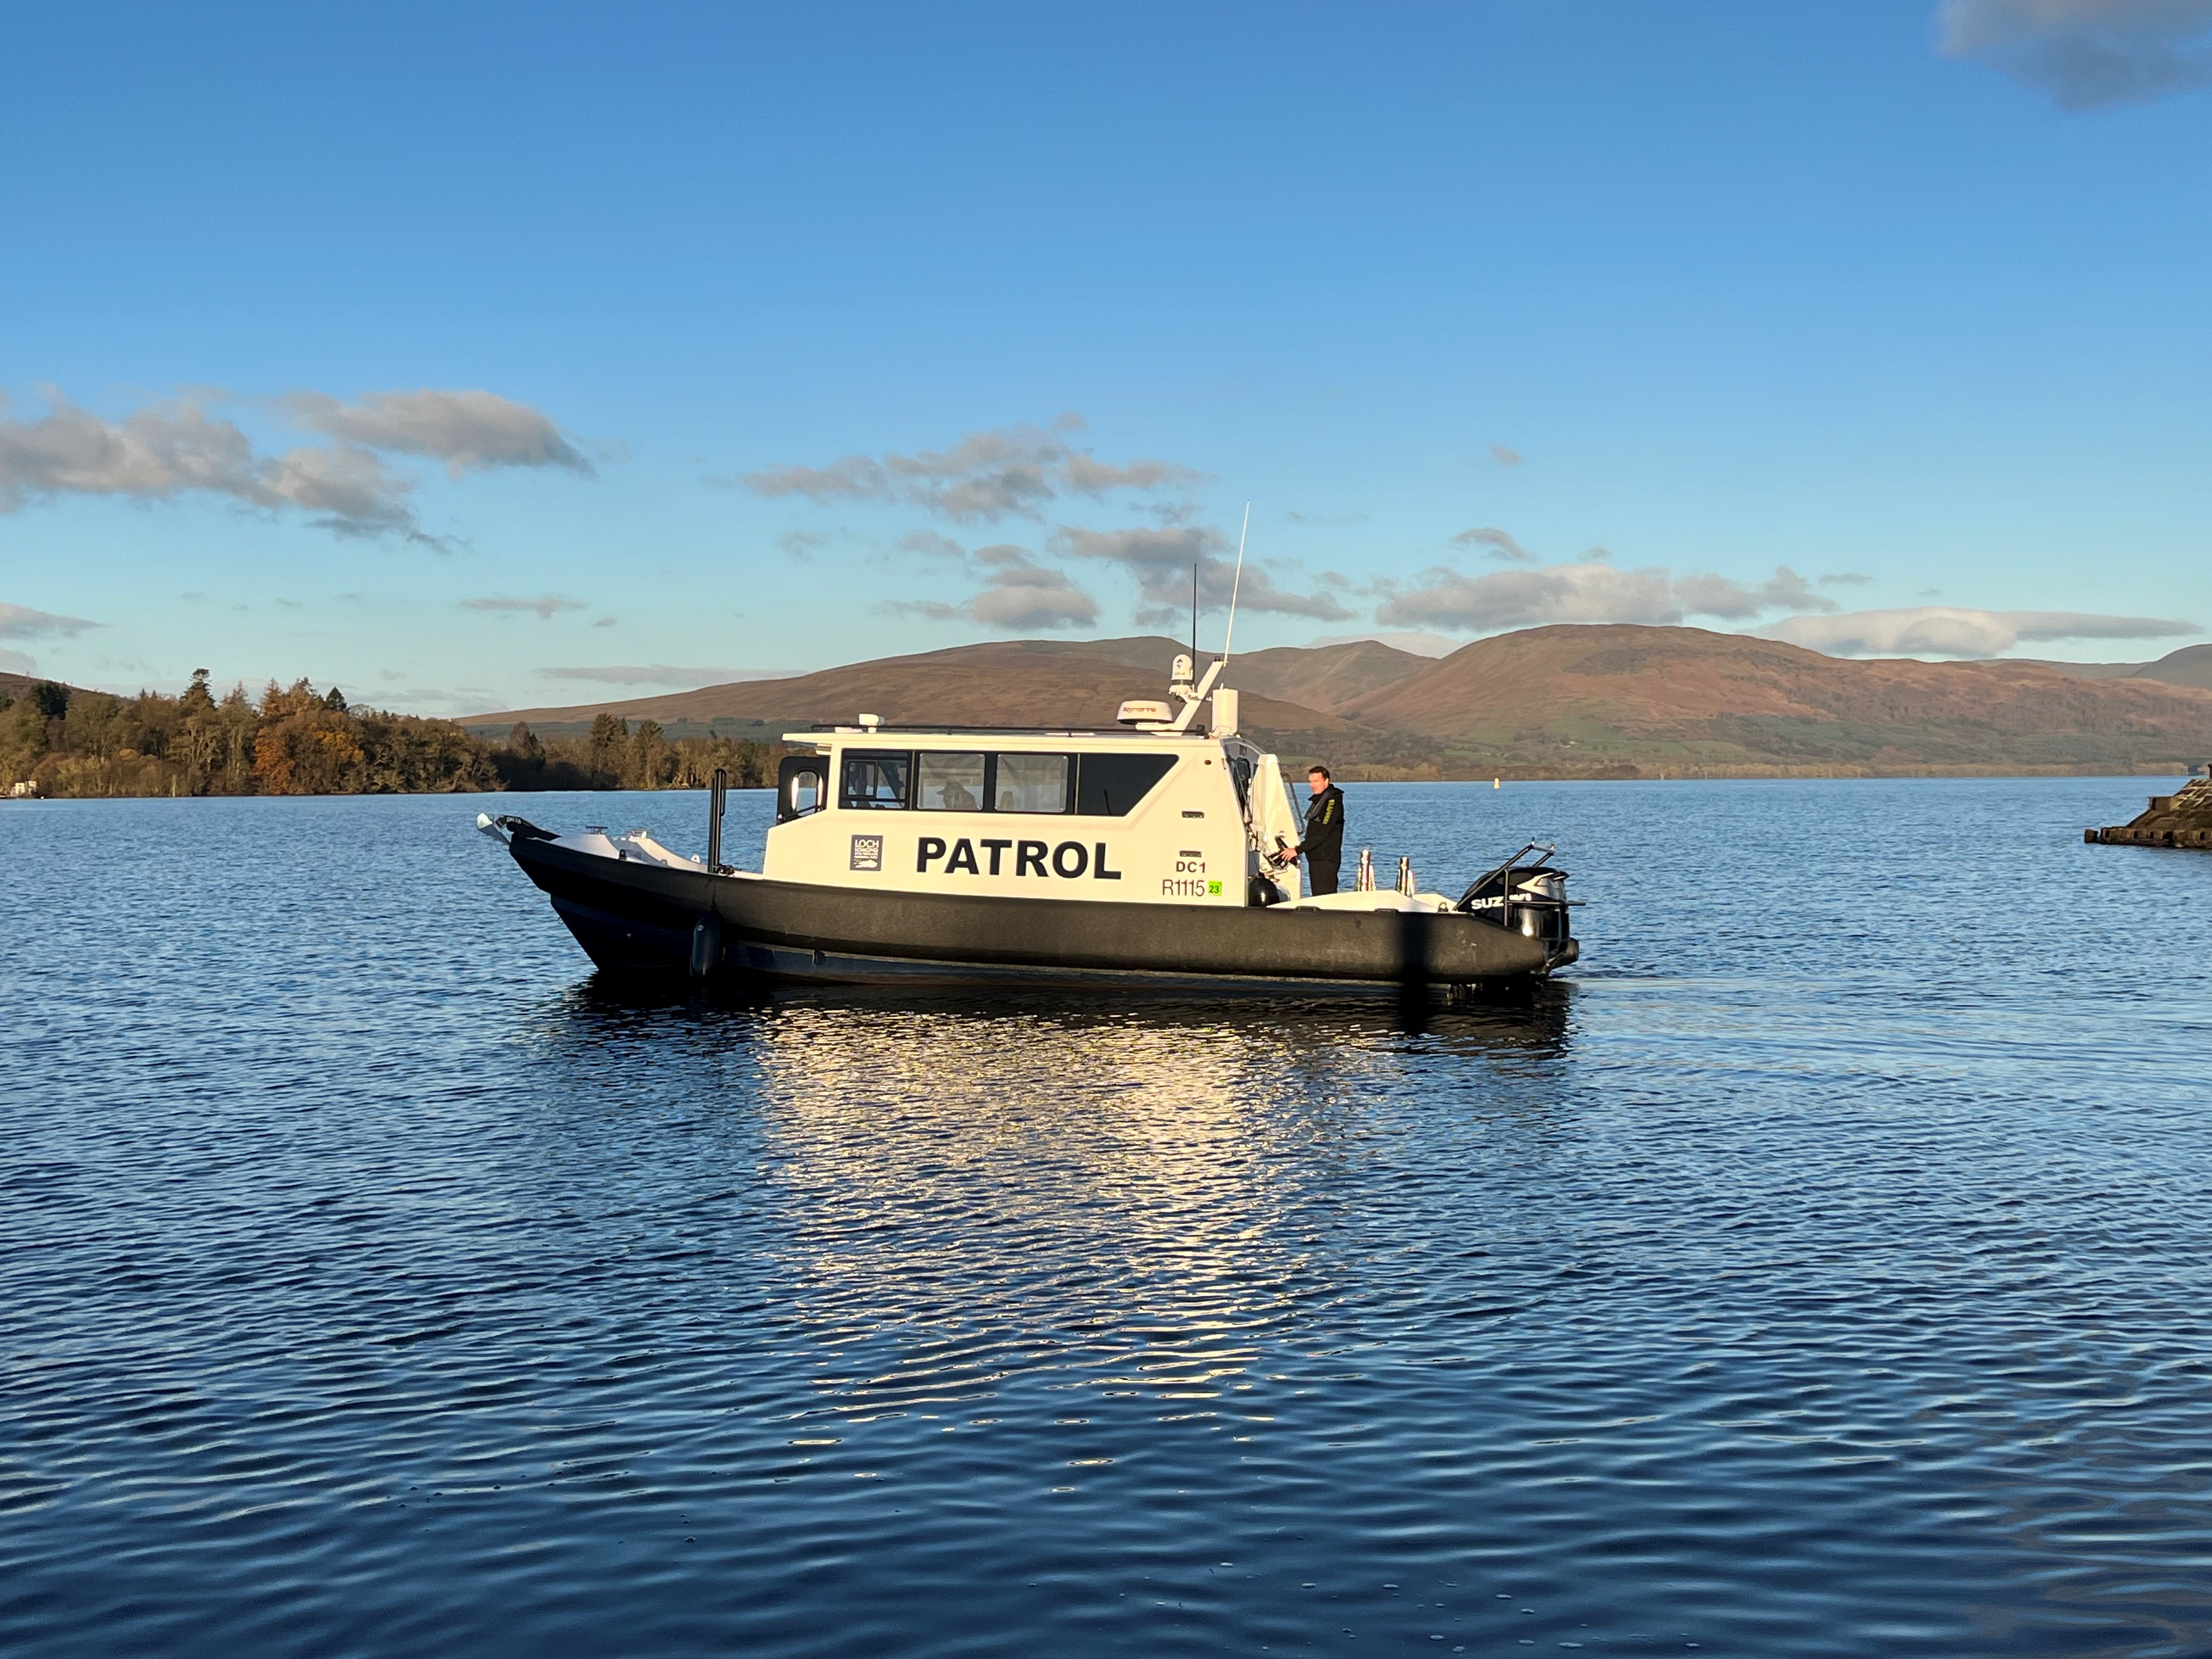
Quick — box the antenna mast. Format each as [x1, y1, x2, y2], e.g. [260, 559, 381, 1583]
[1221, 501, 1251, 663]
[1167, 501, 1250, 733]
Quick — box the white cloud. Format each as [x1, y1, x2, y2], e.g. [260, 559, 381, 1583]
[0, 602, 100, 640]
[1, 393, 264, 507]
[2006, 608, 2200, 640]
[1058, 453, 1198, 495]
[369, 685, 501, 717]
[966, 545, 1101, 629]
[1489, 443, 1523, 467]
[1757, 605, 2202, 657]
[0, 386, 589, 541]
[461, 595, 588, 621]
[1451, 526, 1534, 563]
[258, 442, 419, 538]
[1672, 566, 1835, 620]
[1379, 561, 1679, 630]
[1939, 0, 2212, 106]
[898, 529, 967, 559]
[1056, 524, 1352, 624]
[883, 543, 1102, 631]
[736, 421, 1205, 523]
[283, 390, 589, 477]
[1377, 560, 1841, 632]
[537, 665, 799, 687]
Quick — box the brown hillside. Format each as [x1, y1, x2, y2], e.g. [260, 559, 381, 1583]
[2131, 643, 2212, 691]
[464, 623, 2212, 778]
[2018, 660, 2146, 681]
[471, 635, 1348, 737]
[1224, 639, 1427, 713]
[2, 672, 85, 699]
[1345, 624, 2212, 772]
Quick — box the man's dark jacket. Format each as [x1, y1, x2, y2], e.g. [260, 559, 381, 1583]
[1301, 784, 1345, 867]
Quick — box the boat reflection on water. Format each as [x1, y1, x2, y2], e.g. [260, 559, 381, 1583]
[520, 979, 1576, 1429]
[563, 975, 1576, 1057]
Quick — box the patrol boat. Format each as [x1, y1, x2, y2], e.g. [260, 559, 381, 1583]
[478, 652, 1578, 996]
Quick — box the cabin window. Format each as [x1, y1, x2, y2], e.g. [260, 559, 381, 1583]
[917, 752, 987, 812]
[839, 751, 912, 810]
[1076, 753, 1177, 816]
[776, 754, 827, 822]
[995, 753, 1069, 813]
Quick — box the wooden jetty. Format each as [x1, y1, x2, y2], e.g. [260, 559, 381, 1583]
[2087, 767, 2212, 849]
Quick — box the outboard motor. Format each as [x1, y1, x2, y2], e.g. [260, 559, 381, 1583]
[1457, 843, 1576, 959]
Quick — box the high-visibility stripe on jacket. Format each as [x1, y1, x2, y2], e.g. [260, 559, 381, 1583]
[1302, 785, 1345, 864]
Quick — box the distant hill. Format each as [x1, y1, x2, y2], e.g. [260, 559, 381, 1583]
[1219, 639, 1428, 713]
[1341, 625, 2212, 774]
[2016, 660, 2148, 681]
[1, 672, 82, 700]
[464, 624, 2212, 779]
[471, 636, 1355, 742]
[2013, 647, 2212, 689]
[2129, 642, 2212, 691]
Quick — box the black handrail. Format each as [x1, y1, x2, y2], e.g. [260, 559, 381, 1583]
[1454, 840, 1555, 911]
[707, 768, 728, 874]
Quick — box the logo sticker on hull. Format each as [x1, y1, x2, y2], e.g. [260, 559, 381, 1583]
[849, 834, 884, 871]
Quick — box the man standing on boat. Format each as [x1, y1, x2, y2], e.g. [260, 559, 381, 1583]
[1291, 765, 1346, 895]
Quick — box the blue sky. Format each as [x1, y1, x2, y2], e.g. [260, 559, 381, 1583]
[4, 0, 2210, 713]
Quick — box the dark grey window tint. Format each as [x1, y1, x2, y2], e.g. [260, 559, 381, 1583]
[1076, 753, 1177, 816]
[840, 751, 912, 809]
[916, 752, 986, 811]
[994, 753, 1069, 812]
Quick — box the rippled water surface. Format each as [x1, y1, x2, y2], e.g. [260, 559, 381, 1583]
[7, 778, 2212, 1658]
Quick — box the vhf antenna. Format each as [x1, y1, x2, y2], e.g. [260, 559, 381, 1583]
[1221, 501, 1251, 663]
[1167, 501, 1250, 732]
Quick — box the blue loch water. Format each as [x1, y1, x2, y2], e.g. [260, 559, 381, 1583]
[4, 776, 2210, 1657]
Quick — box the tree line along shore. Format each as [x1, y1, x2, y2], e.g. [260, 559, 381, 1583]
[0, 673, 786, 799]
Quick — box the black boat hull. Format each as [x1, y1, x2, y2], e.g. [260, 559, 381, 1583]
[507, 836, 1570, 992]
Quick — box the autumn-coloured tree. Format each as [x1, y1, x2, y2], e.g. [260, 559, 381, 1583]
[252, 679, 368, 793]
[3, 672, 770, 798]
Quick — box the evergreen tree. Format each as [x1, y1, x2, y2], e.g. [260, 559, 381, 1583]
[630, 719, 673, 788]
[586, 713, 627, 785]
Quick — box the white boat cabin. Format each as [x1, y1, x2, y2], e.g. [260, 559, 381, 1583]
[766, 690, 1310, 907]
